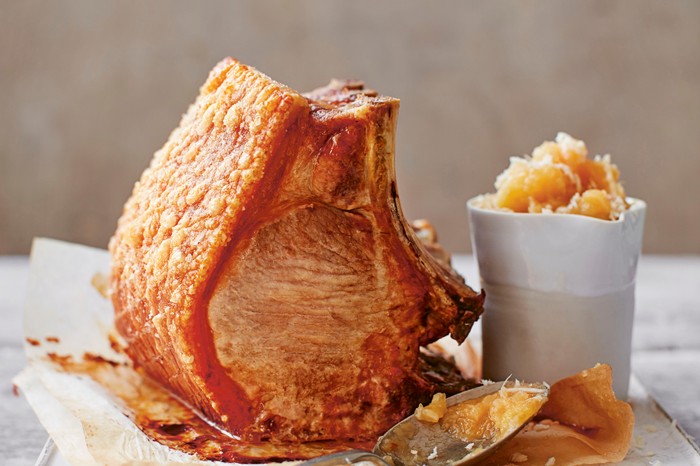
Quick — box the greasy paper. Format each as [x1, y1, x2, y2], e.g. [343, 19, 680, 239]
[15, 238, 235, 466]
[14, 238, 700, 466]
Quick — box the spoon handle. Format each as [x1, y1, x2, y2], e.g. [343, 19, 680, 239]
[298, 449, 392, 466]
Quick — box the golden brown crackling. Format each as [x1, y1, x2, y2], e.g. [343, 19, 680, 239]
[110, 58, 309, 426]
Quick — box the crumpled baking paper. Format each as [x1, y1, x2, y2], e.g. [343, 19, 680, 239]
[14, 238, 695, 466]
[15, 238, 238, 465]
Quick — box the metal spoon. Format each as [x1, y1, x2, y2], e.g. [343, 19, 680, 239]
[300, 381, 549, 466]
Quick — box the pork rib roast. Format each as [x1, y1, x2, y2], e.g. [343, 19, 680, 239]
[110, 58, 484, 446]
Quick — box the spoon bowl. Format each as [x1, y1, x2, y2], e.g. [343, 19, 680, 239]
[300, 381, 549, 466]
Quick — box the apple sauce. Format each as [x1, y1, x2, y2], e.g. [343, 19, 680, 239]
[480, 133, 628, 220]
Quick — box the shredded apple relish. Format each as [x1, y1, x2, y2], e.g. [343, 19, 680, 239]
[480, 133, 628, 220]
[414, 382, 548, 442]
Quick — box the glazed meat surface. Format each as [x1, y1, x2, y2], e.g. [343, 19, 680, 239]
[110, 58, 484, 448]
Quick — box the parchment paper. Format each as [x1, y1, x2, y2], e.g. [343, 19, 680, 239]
[14, 238, 700, 466]
[15, 238, 235, 466]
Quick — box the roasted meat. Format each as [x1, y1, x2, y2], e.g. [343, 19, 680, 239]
[110, 58, 484, 447]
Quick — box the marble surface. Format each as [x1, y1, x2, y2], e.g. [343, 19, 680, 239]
[1, 254, 699, 465]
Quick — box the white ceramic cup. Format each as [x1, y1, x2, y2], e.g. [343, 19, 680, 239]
[467, 197, 646, 399]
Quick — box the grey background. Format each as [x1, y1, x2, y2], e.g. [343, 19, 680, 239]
[2, 0, 699, 254]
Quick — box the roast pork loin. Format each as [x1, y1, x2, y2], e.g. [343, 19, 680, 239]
[110, 58, 484, 445]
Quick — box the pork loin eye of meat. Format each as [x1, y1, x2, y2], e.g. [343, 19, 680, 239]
[109, 58, 484, 446]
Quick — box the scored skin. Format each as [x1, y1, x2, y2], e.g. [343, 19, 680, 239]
[110, 58, 485, 447]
